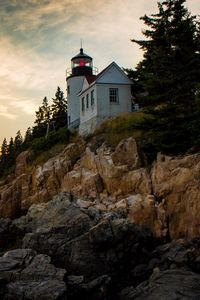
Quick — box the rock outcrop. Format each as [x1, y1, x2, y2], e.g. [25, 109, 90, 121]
[120, 269, 200, 300]
[1, 193, 200, 299]
[152, 152, 200, 239]
[0, 248, 67, 300]
[0, 193, 155, 299]
[0, 137, 200, 241]
[13, 193, 153, 278]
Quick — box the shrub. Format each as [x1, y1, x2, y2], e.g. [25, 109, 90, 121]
[30, 127, 71, 158]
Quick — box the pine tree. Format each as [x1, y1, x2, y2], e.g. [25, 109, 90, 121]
[41, 96, 51, 124]
[124, 68, 144, 98]
[131, 0, 200, 155]
[0, 138, 8, 163]
[6, 137, 15, 169]
[133, 0, 200, 109]
[8, 137, 15, 158]
[14, 130, 23, 154]
[34, 96, 51, 126]
[0, 138, 8, 177]
[33, 97, 51, 138]
[23, 127, 33, 148]
[51, 86, 67, 130]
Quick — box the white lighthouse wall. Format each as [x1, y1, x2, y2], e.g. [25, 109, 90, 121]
[67, 76, 85, 126]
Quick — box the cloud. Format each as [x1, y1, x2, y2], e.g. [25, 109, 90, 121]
[10, 99, 38, 115]
[0, 93, 37, 119]
[0, 0, 199, 143]
[0, 104, 17, 120]
[0, 36, 65, 92]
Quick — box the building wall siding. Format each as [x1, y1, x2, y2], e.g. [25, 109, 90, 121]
[80, 85, 98, 124]
[97, 84, 132, 117]
[79, 83, 132, 135]
[67, 76, 85, 125]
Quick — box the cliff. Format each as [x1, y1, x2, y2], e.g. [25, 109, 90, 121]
[0, 137, 200, 299]
[0, 137, 199, 239]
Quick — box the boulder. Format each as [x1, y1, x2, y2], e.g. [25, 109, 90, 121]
[111, 137, 141, 169]
[0, 219, 11, 251]
[6, 280, 67, 300]
[68, 275, 111, 300]
[21, 195, 152, 279]
[152, 153, 200, 239]
[0, 248, 66, 300]
[0, 180, 22, 219]
[15, 151, 30, 177]
[20, 254, 66, 281]
[127, 194, 167, 238]
[120, 269, 200, 300]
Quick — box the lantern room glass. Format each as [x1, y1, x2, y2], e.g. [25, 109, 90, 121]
[71, 58, 93, 69]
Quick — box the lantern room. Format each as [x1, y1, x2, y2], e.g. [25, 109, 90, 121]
[71, 48, 93, 76]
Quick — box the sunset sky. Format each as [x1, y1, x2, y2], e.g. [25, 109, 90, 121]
[0, 0, 199, 144]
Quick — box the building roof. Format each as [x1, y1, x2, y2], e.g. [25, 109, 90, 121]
[85, 75, 96, 85]
[72, 48, 92, 61]
[78, 61, 133, 96]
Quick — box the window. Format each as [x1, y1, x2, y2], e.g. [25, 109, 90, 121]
[109, 88, 119, 103]
[91, 90, 95, 107]
[67, 85, 70, 95]
[81, 97, 85, 112]
[86, 94, 89, 109]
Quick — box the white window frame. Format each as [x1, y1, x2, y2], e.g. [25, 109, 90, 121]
[109, 88, 119, 104]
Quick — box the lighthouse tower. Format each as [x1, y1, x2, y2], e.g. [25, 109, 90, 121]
[66, 48, 97, 128]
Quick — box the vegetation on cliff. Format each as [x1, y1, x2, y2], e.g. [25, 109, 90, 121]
[128, 0, 200, 156]
[0, 86, 70, 179]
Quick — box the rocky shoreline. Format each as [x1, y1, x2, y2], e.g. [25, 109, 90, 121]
[0, 137, 200, 299]
[0, 192, 200, 299]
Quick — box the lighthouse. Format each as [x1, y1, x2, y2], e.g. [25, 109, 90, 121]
[66, 48, 97, 128]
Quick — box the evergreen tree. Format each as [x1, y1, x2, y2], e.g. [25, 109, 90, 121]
[8, 137, 15, 158]
[124, 68, 144, 98]
[51, 86, 67, 130]
[41, 96, 51, 124]
[33, 97, 51, 138]
[0, 138, 8, 163]
[0, 138, 9, 177]
[34, 96, 51, 126]
[7, 137, 15, 169]
[131, 0, 200, 155]
[133, 0, 200, 109]
[23, 127, 33, 148]
[34, 106, 44, 126]
[14, 130, 23, 154]
[24, 127, 32, 143]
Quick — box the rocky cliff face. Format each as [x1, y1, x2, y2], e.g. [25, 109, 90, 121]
[0, 137, 200, 240]
[0, 137, 200, 299]
[1, 193, 200, 300]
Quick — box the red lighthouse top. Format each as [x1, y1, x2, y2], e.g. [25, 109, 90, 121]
[71, 48, 93, 76]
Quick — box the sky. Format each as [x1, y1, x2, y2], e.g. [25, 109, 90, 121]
[0, 0, 199, 144]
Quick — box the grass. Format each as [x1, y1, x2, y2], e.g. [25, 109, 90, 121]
[91, 112, 146, 147]
[30, 143, 67, 167]
[26, 127, 73, 167]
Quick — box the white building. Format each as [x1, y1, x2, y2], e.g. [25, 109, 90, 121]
[66, 48, 133, 135]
